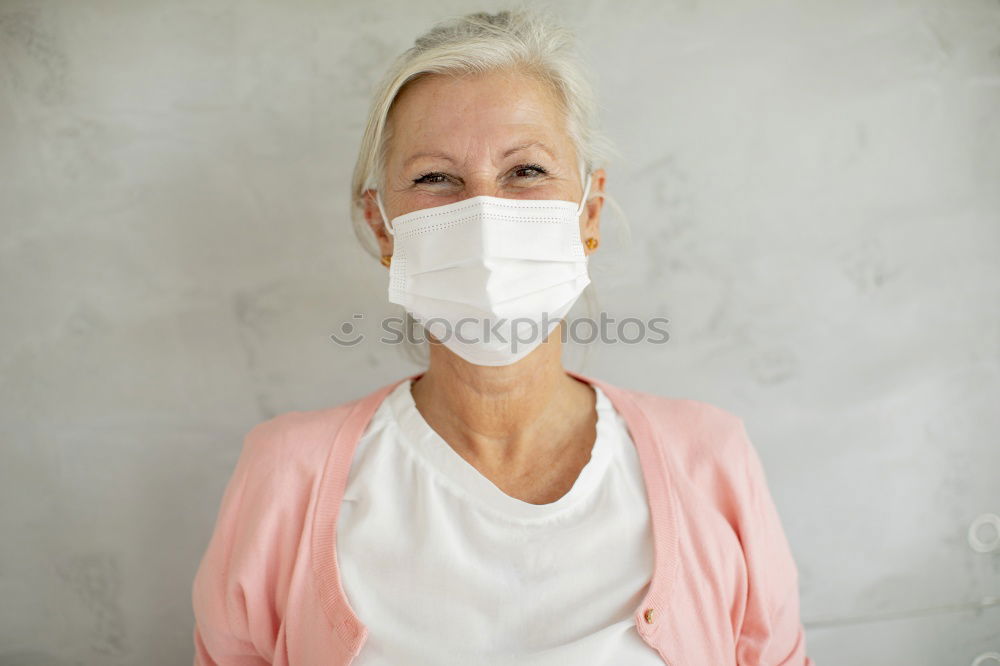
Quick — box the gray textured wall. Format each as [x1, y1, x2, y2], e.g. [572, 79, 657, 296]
[1, 1, 998, 664]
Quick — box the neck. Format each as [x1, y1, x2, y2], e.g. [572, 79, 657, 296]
[410, 323, 592, 466]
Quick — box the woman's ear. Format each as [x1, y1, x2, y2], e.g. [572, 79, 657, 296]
[362, 189, 394, 258]
[581, 168, 606, 255]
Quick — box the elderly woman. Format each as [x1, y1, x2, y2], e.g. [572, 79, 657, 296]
[192, 9, 813, 666]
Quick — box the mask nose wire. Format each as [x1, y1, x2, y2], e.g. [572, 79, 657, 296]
[374, 191, 395, 236]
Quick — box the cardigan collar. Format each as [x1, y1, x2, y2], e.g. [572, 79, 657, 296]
[310, 370, 679, 657]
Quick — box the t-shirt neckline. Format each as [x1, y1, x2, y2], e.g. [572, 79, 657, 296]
[385, 378, 619, 523]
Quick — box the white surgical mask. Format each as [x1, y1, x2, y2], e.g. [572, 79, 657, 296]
[375, 170, 593, 366]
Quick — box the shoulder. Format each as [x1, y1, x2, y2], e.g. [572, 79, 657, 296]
[598, 380, 753, 478]
[235, 397, 364, 489]
[627, 386, 744, 433]
[232, 376, 408, 493]
[604, 380, 746, 441]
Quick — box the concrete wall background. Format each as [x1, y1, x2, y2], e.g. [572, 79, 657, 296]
[1, 0, 998, 663]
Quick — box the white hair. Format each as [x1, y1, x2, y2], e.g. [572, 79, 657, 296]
[349, 7, 625, 368]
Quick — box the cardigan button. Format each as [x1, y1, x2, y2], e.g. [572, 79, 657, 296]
[643, 607, 655, 624]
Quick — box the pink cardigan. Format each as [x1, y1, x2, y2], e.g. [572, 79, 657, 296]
[192, 370, 814, 665]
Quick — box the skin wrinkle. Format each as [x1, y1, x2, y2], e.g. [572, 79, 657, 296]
[361, 68, 608, 505]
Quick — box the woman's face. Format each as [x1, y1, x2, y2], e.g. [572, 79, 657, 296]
[364, 68, 605, 257]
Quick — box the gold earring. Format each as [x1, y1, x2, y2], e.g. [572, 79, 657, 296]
[584, 237, 599, 251]
[380, 254, 392, 267]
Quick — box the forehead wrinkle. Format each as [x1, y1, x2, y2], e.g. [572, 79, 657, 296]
[388, 73, 570, 174]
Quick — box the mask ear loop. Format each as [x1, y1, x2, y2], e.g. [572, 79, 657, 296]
[575, 169, 593, 217]
[374, 191, 395, 236]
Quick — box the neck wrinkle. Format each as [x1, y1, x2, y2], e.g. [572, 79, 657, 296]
[411, 323, 592, 466]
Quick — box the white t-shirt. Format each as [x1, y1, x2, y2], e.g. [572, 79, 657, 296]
[336, 379, 663, 665]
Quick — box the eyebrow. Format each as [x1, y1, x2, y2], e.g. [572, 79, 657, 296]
[403, 151, 456, 168]
[502, 141, 556, 160]
[402, 141, 556, 168]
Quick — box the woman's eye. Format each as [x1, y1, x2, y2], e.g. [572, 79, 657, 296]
[513, 164, 547, 178]
[413, 172, 448, 185]
[412, 164, 548, 185]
